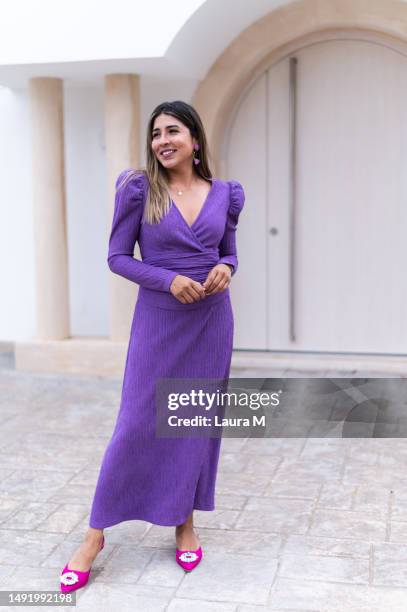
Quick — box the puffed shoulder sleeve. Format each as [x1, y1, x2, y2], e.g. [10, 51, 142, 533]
[217, 180, 246, 276]
[107, 169, 178, 292]
[228, 180, 245, 223]
[115, 167, 136, 190]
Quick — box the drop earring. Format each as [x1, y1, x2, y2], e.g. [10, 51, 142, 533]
[193, 143, 200, 165]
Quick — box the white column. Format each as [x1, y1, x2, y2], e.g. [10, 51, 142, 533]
[104, 74, 140, 342]
[29, 77, 70, 340]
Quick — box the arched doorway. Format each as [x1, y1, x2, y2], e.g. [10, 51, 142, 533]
[226, 33, 407, 355]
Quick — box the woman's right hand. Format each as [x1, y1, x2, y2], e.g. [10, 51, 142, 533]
[169, 275, 206, 304]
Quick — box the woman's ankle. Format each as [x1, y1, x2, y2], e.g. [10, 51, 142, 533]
[176, 522, 193, 530]
[176, 513, 194, 531]
[85, 527, 104, 542]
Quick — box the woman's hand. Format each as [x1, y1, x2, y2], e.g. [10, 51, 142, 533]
[169, 275, 206, 304]
[202, 264, 232, 296]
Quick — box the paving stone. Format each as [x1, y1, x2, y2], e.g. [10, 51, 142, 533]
[317, 483, 355, 509]
[0, 564, 16, 585]
[243, 454, 282, 475]
[390, 491, 407, 520]
[215, 494, 248, 510]
[264, 481, 321, 500]
[175, 551, 278, 605]
[272, 458, 344, 483]
[0, 529, 63, 566]
[373, 541, 407, 587]
[0, 495, 25, 522]
[343, 463, 407, 488]
[215, 472, 270, 496]
[235, 497, 313, 534]
[135, 548, 185, 587]
[299, 438, 349, 459]
[218, 452, 252, 473]
[193, 508, 240, 529]
[220, 437, 249, 452]
[0, 470, 75, 501]
[281, 534, 370, 559]
[78, 582, 173, 611]
[308, 509, 386, 541]
[47, 483, 98, 505]
[268, 577, 407, 610]
[390, 486, 407, 501]
[0, 433, 107, 471]
[1, 501, 60, 530]
[389, 521, 407, 543]
[35, 503, 89, 533]
[168, 599, 237, 611]
[139, 524, 183, 549]
[93, 545, 156, 584]
[378, 451, 407, 467]
[63, 468, 101, 486]
[236, 606, 269, 612]
[0, 452, 74, 473]
[238, 608, 312, 612]
[242, 438, 305, 456]
[0, 468, 15, 482]
[346, 447, 380, 466]
[194, 528, 282, 557]
[0, 404, 113, 437]
[279, 553, 369, 584]
[2, 564, 65, 590]
[352, 485, 390, 516]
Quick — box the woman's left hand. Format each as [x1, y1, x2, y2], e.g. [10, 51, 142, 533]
[202, 264, 232, 295]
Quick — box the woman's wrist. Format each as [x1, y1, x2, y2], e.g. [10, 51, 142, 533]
[218, 262, 233, 274]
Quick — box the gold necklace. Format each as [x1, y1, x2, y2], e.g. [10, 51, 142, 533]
[172, 181, 195, 196]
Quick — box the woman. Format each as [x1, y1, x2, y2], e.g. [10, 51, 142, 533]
[59, 100, 245, 592]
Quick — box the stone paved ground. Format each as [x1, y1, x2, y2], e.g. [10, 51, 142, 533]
[0, 350, 407, 611]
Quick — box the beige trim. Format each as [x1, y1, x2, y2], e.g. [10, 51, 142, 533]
[29, 77, 70, 341]
[104, 74, 141, 342]
[192, 0, 407, 177]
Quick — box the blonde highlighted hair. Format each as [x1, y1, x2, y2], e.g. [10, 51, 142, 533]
[117, 100, 214, 224]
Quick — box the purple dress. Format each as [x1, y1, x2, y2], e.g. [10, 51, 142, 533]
[89, 169, 245, 528]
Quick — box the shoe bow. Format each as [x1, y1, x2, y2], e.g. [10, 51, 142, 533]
[179, 551, 199, 562]
[60, 570, 80, 586]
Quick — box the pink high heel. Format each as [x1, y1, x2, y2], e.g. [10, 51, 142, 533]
[175, 546, 203, 572]
[60, 535, 105, 593]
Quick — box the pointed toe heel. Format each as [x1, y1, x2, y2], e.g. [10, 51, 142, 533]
[175, 546, 203, 572]
[60, 535, 105, 593]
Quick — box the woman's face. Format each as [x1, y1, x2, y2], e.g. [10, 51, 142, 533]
[151, 113, 196, 169]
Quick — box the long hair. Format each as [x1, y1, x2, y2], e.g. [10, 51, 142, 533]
[116, 100, 214, 224]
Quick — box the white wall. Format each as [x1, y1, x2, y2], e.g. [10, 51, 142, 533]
[64, 85, 108, 337]
[0, 87, 35, 341]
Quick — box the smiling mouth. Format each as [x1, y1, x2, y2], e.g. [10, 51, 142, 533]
[161, 149, 177, 158]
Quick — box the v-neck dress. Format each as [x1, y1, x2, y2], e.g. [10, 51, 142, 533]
[89, 169, 245, 528]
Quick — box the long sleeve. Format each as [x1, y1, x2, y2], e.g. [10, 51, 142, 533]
[107, 169, 179, 292]
[217, 180, 245, 276]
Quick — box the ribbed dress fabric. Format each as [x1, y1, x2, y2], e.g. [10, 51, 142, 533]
[89, 169, 245, 528]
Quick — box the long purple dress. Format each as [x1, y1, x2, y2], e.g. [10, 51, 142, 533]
[89, 169, 245, 528]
